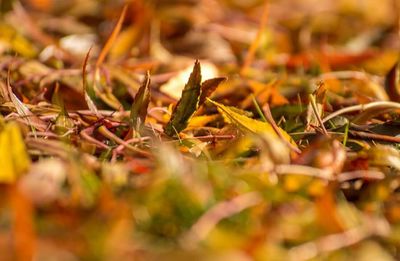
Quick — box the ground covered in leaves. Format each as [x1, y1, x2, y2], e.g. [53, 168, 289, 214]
[1, 0, 400, 260]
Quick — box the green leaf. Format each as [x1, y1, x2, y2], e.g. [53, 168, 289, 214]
[0, 121, 30, 183]
[130, 71, 151, 131]
[165, 60, 202, 136]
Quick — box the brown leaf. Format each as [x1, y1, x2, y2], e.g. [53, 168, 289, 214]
[384, 61, 400, 102]
[130, 71, 151, 130]
[198, 77, 226, 107]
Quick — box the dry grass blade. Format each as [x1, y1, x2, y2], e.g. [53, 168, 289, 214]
[80, 126, 109, 149]
[263, 103, 301, 153]
[337, 170, 385, 182]
[308, 93, 328, 135]
[98, 125, 152, 157]
[96, 5, 128, 68]
[82, 47, 100, 116]
[275, 164, 334, 180]
[240, 1, 269, 75]
[349, 130, 400, 143]
[322, 101, 400, 123]
[6, 72, 47, 131]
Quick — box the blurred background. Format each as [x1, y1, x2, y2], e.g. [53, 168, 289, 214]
[0, 0, 398, 72]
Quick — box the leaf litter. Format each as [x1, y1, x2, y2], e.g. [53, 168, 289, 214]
[0, 0, 400, 260]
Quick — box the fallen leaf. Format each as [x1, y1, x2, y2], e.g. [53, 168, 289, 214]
[130, 71, 151, 131]
[160, 61, 218, 100]
[198, 77, 227, 107]
[165, 60, 202, 136]
[0, 121, 30, 183]
[208, 98, 294, 145]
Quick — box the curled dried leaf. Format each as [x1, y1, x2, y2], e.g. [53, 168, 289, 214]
[384, 61, 400, 102]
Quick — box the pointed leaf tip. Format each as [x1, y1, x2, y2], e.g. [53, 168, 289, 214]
[130, 71, 151, 131]
[199, 77, 227, 106]
[165, 61, 202, 137]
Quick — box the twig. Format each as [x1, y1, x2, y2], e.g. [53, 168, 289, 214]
[251, 94, 267, 122]
[187, 134, 235, 142]
[240, 1, 269, 75]
[349, 130, 400, 143]
[80, 126, 109, 149]
[322, 101, 400, 123]
[98, 125, 152, 157]
[95, 5, 128, 68]
[181, 192, 263, 249]
[337, 170, 385, 182]
[275, 164, 333, 180]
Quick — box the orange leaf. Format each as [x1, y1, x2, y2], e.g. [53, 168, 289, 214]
[314, 184, 344, 233]
[96, 5, 128, 68]
[8, 185, 36, 261]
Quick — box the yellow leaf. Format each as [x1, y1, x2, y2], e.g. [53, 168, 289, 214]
[188, 114, 219, 128]
[0, 122, 30, 183]
[0, 23, 38, 58]
[208, 99, 294, 145]
[110, 26, 140, 60]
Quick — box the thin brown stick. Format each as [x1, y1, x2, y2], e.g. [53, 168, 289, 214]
[349, 130, 400, 143]
[95, 5, 128, 68]
[275, 164, 333, 180]
[80, 127, 109, 149]
[240, 1, 269, 75]
[263, 103, 301, 153]
[322, 101, 400, 123]
[98, 125, 152, 157]
[337, 170, 385, 182]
